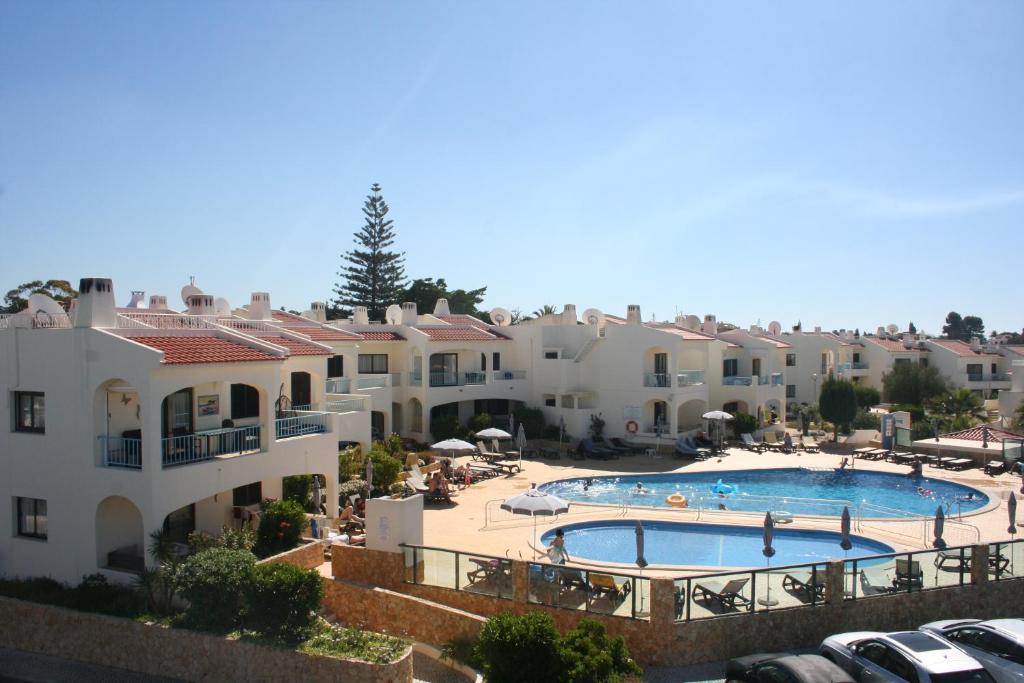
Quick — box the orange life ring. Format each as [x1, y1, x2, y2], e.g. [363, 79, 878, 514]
[666, 494, 688, 508]
[625, 420, 639, 434]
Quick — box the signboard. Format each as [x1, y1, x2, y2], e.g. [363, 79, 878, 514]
[623, 406, 642, 421]
[881, 414, 896, 451]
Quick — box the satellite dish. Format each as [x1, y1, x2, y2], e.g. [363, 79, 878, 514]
[684, 315, 701, 330]
[214, 297, 231, 316]
[489, 307, 512, 326]
[385, 304, 402, 325]
[886, 324, 899, 335]
[768, 321, 782, 336]
[181, 283, 203, 306]
[26, 293, 67, 318]
[581, 308, 605, 327]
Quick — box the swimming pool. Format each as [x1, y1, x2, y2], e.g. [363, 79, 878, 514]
[541, 520, 895, 567]
[537, 468, 988, 517]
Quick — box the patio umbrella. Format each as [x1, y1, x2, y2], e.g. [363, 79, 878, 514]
[475, 427, 512, 440]
[634, 521, 648, 569]
[515, 423, 528, 470]
[365, 457, 373, 499]
[762, 512, 777, 607]
[559, 416, 566, 455]
[431, 438, 476, 451]
[1009, 493, 1018, 536]
[501, 487, 569, 558]
[508, 413, 515, 436]
[932, 506, 946, 549]
[840, 506, 853, 553]
[703, 410, 734, 450]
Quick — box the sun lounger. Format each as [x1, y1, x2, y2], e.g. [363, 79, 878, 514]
[763, 432, 785, 452]
[865, 448, 889, 460]
[610, 437, 644, 454]
[985, 460, 1006, 475]
[402, 468, 431, 493]
[741, 433, 764, 453]
[589, 573, 632, 601]
[895, 559, 924, 591]
[557, 567, 590, 592]
[853, 447, 876, 458]
[466, 558, 512, 589]
[892, 451, 917, 464]
[934, 549, 969, 571]
[783, 570, 826, 601]
[947, 458, 974, 471]
[579, 438, 617, 460]
[860, 568, 894, 594]
[676, 435, 712, 460]
[691, 577, 750, 610]
[937, 456, 957, 469]
[475, 441, 504, 459]
[801, 436, 820, 453]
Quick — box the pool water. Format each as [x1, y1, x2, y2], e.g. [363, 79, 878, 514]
[541, 520, 895, 567]
[537, 468, 988, 517]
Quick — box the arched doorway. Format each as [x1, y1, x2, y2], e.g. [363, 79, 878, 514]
[645, 400, 668, 433]
[95, 496, 144, 573]
[676, 399, 707, 432]
[291, 372, 312, 409]
[408, 398, 423, 433]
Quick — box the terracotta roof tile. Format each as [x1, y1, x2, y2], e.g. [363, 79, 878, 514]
[865, 337, 929, 353]
[360, 331, 405, 341]
[257, 335, 331, 356]
[280, 324, 362, 341]
[436, 314, 491, 330]
[128, 335, 282, 364]
[416, 326, 507, 341]
[942, 425, 1024, 442]
[929, 339, 1000, 358]
[645, 324, 715, 341]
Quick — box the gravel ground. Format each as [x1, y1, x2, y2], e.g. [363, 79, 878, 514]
[0, 647, 183, 683]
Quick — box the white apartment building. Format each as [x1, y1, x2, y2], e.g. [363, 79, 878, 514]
[923, 338, 1012, 400]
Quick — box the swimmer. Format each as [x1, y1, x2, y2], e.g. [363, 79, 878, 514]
[838, 457, 849, 471]
[583, 477, 593, 492]
[635, 482, 650, 494]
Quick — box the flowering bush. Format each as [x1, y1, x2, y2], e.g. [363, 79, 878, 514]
[256, 499, 307, 557]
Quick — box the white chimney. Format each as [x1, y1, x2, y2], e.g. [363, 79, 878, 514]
[750, 324, 762, 334]
[353, 306, 369, 325]
[126, 290, 146, 308]
[401, 302, 418, 326]
[877, 326, 886, 337]
[970, 336, 982, 352]
[73, 277, 117, 329]
[562, 304, 577, 325]
[814, 326, 822, 334]
[626, 305, 641, 325]
[701, 314, 718, 336]
[310, 302, 326, 323]
[250, 292, 271, 321]
[674, 314, 687, 327]
[188, 294, 215, 316]
[433, 298, 451, 317]
[149, 295, 168, 311]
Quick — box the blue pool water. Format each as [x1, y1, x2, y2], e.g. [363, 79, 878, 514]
[537, 468, 988, 517]
[541, 520, 895, 567]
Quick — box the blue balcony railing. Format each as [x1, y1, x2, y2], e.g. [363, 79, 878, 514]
[493, 370, 526, 381]
[98, 435, 142, 469]
[325, 398, 367, 412]
[275, 412, 328, 440]
[161, 425, 262, 468]
[326, 377, 351, 394]
[771, 373, 784, 386]
[723, 376, 753, 386]
[677, 370, 705, 386]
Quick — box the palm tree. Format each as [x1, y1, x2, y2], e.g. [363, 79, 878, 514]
[531, 304, 558, 318]
[929, 388, 987, 428]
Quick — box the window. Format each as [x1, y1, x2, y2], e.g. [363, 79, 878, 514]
[492, 352, 501, 372]
[480, 353, 487, 372]
[544, 396, 556, 407]
[785, 353, 796, 367]
[894, 358, 911, 366]
[723, 359, 738, 377]
[230, 384, 260, 420]
[13, 391, 45, 433]
[967, 363, 982, 380]
[327, 355, 344, 378]
[16, 497, 47, 540]
[429, 353, 458, 386]
[232, 482, 262, 507]
[853, 352, 861, 363]
[358, 354, 388, 374]
[544, 351, 558, 359]
[786, 384, 796, 398]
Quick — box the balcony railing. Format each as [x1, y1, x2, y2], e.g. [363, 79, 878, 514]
[676, 370, 705, 386]
[409, 371, 422, 386]
[643, 372, 671, 388]
[98, 435, 142, 469]
[723, 376, 753, 386]
[429, 371, 488, 387]
[324, 398, 367, 412]
[852, 362, 869, 369]
[326, 377, 351, 394]
[493, 370, 526, 381]
[275, 412, 329, 440]
[772, 373, 783, 386]
[967, 373, 983, 382]
[161, 425, 262, 467]
[356, 375, 390, 390]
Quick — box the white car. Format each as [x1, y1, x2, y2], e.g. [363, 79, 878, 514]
[821, 630, 995, 682]
[921, 620, 1024, 683]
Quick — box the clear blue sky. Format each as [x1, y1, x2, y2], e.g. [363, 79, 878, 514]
[2, 1, 1022, 334]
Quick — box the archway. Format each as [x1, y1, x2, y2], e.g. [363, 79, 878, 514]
[391, 401, 403, 434]
[676, 399, 707, 432]
[95, 496, 144, 573]
[644, 399, 668, 433]
[408, 398, 423, 433]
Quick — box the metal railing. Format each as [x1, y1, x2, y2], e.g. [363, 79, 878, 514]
[428, 371, 488, 387]
[356, 375, 390, 390]
[216, 318, 275, 332]
[675, 561, 830, 621]
[481, 499, 628, 530]
[401, 544, 513, 601]
[493, 370, 526, 381]
[991, 539, 1023, 581]
[274, 412, 328, 439]
[118, 313, 218, 329]
[852, 362, 869, 369]
[161, 425, 262, 467]
[677, 370, 705, 386]
[723, 376, 753, 386]
[643, 373, 671, 388]
[325, 398, 367, 412]
[97, 435, 142, 469]
[843, 546, 974, 601]
[528, 561, 651, 620]
[326, 377, 351, 394]
[463, 371, 486, 385]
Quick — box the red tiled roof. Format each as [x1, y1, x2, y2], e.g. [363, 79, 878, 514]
[280, 324, 362, 341]
[360, 331, 405, 341]
[929, 339, 1000, 358]
[436, 314, 491, 330]
[603, 314, 626, 325]
[271, 310, 310, 323]
[942, 426, 1024, 442]
[751, 335, 793, 349]
[128, 335, 282, 364]
[258, 335, 331, 356]
[865, 337, 929, 353]
[645, 324, 715, 341]
[416, 326, 506, 342]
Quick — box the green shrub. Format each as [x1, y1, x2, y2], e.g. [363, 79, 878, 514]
[853, 384, 881, 409]
[257, 499, 308, 556]
[339, 478, 367, 503]
[67, 573, 143, 618]
[367, 449, 403, 495]
[244, 562, 323, 642]
[731, 412, 758, 437]
[477, 611, 561, 683]
[514, 406, 546, 439]
[187, 530, 218, 554]
[283, 474, 313, 510]
[441, 634, 484, 670]
[177, 548, 255, 632]
[299, 619, 410, 664]
[468, 412, 494, 434]
[218, 525, 257, 552]
[542, 424, 564, 440]
[378, 433, 406, 459]
[588, 413, 606, 440]
[558, 618, 642, 683]
[0, 576, 67, 606]
[339, 445, 361, 482]
[851, 410, 880, 430]
[890, 403, 926, 423]
[911, 421, 937, 441]
[430, 414, 466, 441]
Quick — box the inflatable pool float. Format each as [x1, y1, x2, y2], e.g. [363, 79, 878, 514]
[710, 479, 738, 495]
[772, 511, 794, 524]
[666, 493, 688, 508]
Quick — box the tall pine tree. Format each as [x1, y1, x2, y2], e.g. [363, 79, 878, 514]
[333, 184, 407, 321]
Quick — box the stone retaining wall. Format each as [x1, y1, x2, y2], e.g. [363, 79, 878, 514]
[259, 538, 326, 570]
[0, 596, 412, 683]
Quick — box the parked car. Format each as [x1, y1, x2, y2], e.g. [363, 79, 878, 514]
[921, 619, 1024, 683]
[821, 630, 995, 682]
[726, 652, 855, 682]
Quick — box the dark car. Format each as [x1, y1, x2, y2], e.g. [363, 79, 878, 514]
[726, 652, 856, 683]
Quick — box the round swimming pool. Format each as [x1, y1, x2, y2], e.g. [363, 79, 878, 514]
[537, 468, 988, 517]
[541, 520, 895, 567]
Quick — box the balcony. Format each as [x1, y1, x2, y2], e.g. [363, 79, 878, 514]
[326, 377, 351, 394]
[852, 362, 869, 369]
[723, 376, 753, 386]
[429, 371, 487, 387]
[274, 412, 329, 440]
[161, 425, 262, 468]
[97, 435, 142, 470]
[493, 370, 526, 381]
[643, 372, 671, 388]
[756, 373, 784, 386]
[324, 397, 367, 412]
[409, 371, 422, 386]
[355, 375, 390, 390]
[676, 370, 705, 386]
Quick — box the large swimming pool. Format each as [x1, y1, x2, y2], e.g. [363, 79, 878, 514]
[537, 468, 988, 517]
[541, 520, 895, 567]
